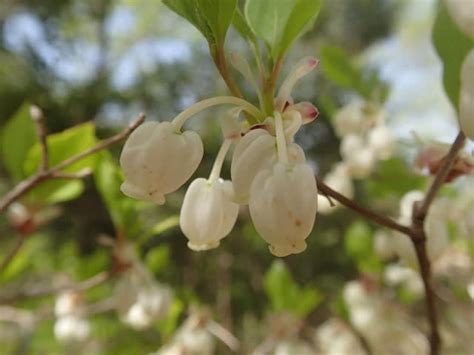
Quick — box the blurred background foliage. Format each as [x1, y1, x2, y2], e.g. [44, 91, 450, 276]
[0, 0, 469, 354]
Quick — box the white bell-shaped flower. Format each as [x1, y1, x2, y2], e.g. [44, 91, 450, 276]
[120, 121, 203, 204]
[231, 128, 305, 204]
[340, 134, 376, 178]
[460, 50, 474, 139]
[248, 113, 317, 257]
[180, 140, 239, 250]
[180, 178, 239, 251]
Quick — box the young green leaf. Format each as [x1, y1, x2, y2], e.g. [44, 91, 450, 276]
[232, 7, 256, 43]
[432, 1, 474, 110]
[1, 103, 37, 181]
[245, 0, 321, 58]
[163, 0, 237, 47]
[276, 0, 322, 57]
[23, 122, 98, 204]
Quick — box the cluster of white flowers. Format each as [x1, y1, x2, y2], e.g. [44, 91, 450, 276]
[314, 318, 366, 355]
[120, 57, 320, 257]
[114, 246, 172, 330]
[53, 291, 90, 343]
[343, 280, 429, 354]
[318, 100, 395, 214]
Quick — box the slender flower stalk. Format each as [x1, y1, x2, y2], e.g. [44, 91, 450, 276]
[172, 96, 263, 131]
[209, 139, 232, 183]
[274, 111, 289, 164]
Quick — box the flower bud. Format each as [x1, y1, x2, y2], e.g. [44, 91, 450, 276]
[120, 121, 203, 204]
[180, 178, 239, 251]
[231, 129, 305, 204]
[460, 49, 474, 139]
[249, 162, 318, 257]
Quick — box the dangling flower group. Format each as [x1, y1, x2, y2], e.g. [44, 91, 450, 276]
[120, 57, 320, 257]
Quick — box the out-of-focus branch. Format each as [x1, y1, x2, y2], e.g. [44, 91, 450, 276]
[0, 271, 114, 304]
[0, 113, 145, 214]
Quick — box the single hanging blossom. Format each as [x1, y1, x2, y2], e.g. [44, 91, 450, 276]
[120, 121, 203, 204]
[249, 112, 318, 257]
[231, 128, 305, 204]
[459, 49, 474, 139]
[180, 140, 239, 250]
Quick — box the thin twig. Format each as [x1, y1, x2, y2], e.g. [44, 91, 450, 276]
[207, 320, 240, 352]
[50, 168, 93, 180]
[0, 113, 145, 214]
[414, 132, 466, 222]
[0, 235, 26, 274]
[0, 271, 114, 304]
[316, 178, 413, 236]
[30, 105, 48, 172]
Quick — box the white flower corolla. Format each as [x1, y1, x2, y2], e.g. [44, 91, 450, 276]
[314, 318, 366, 355]
[249, 113, 317, 257]
[392, 192, 450, 267]
[273, 340, 314, 355]
[120, 121, 203, 204]
[368, 125, 395, 160]
[231, 128, 305, 204]
[180, 178, 238, 251]
[459, 50, 474, 139]
[384, 264, 424, 296]
[333, 101, 384, 138]
[340, 134, 376, 178]
[343, 281, 380, 333]
[317, 163, 354, 214]
[121, 284, 173, 330]
[54, 316, 90, 343]
[374, 230, 397, 260]
[180, 140, 239, 250]
[445, 0, 474, 38]
[155, 315, 215, 355]
[54, 291, 81, 317]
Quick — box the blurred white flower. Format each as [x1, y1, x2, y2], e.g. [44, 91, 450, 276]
[459, 49, 474, 139]
[445, 0, 474, 38]
[314, 318, 366, 355]
[54, 315, 90, 343]
[317, 163, 354, 214]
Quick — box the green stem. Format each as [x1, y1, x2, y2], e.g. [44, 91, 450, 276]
[212, 44, 243, 98]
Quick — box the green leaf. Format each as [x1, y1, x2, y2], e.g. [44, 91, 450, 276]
[245, 0, 293, 54]
[263, 260, 322, 317]
[432, 1, 474, 110]
[276, 0, 322, 57]
[344, 221, 372, 259]
[1, 103, 37, 181]
[163, 0, 237, 47]
[344, 221, 382, 273]
[245, 0, 320, 58]
[320, 45, 363, 91]
[94, 151, 140, 235]
[232, 7, 256, 43]
[23, 122, 98, 204]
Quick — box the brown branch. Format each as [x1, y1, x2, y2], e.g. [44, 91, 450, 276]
[414, 132, 466, 222]
[409, 131, 465, 355]
[0, 235, 27, 274]
[316, 178, 413, 236]
[212, 45, 242, 98]
[0, 113, 145, 214]
[50, 168, 93, 180]
[30, 105, 49, 172]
